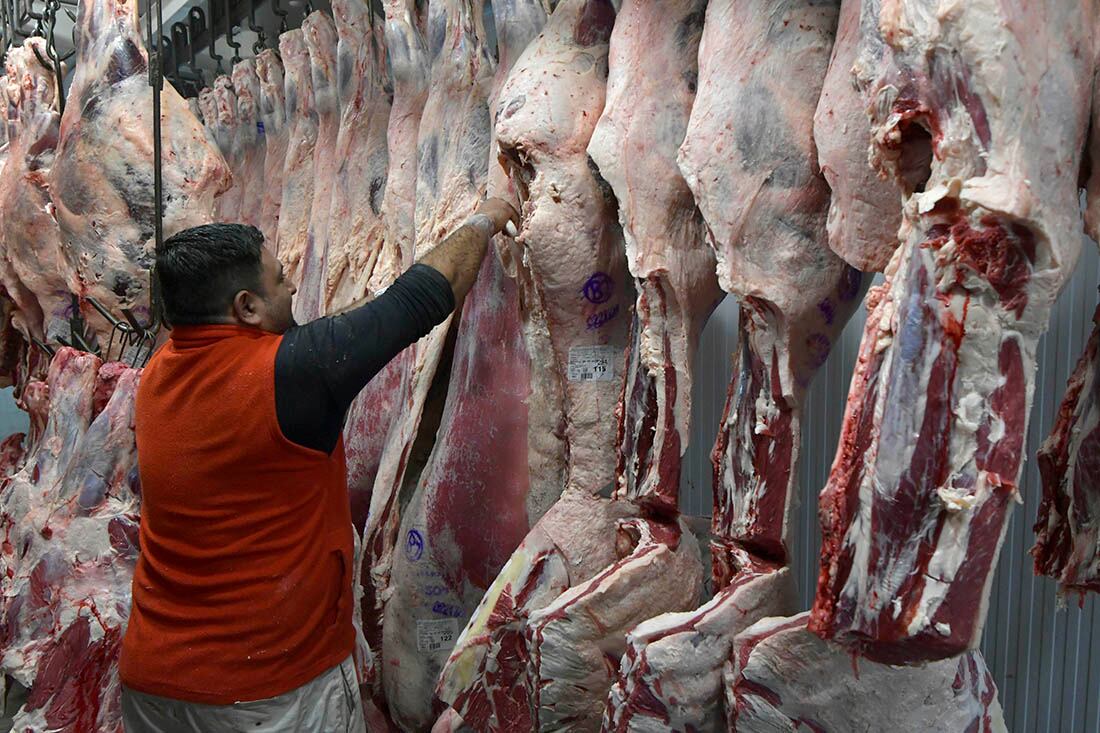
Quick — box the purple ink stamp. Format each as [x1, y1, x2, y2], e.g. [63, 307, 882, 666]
[405, 529, 425, 562]
[582, 272, 614, 304]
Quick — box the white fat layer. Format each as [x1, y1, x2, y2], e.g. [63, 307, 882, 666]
[731, 615, 1007, 732]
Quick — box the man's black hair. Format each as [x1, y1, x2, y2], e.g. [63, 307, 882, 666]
[156, 223, 266, 327]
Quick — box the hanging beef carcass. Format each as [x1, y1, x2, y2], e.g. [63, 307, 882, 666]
[211, 75, 243, 222]
[379, 1, 552, 727]
[342, 0, 430, 546]
[255, 50, 288, 247]
[295, 10, 341, 322]
[813, 0, 903, 273]
[360, 0, 495, 717]
[587, 0, 721, 522]
[324, 0, 391, 313]
[231, 58, 266, 231]
[724, 613, 1007, 732]
[359, 0, 494, 670]
[811, 0, 1096, 664]
[0, 348, 142, 732]
[276, 29, 319, 279]
[438, 2, 704, 728]
[378, 0, 431, 275]
[0, 40, 70, 344]
[1034, 300, 1100, 596]
[599, 2, 861, 728]
[48, 0, 229, 348]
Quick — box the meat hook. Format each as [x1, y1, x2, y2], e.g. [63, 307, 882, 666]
[18, 0, 45, 35]
[223, 0, 241, 65]
[270, 0, 288, 34]
[0, 1, 11, 57]
[203, 0, 224, 74]
[29, 337, 54, 359]
[43, 0, 71, 60]
[246, 0, 265, 54]
[87, 296, 143, 364]
[159, 34, 173, 77]
[30, 0, 66, 115]
[173, 21, 205, 87]
[60, 294, 101, 357]
[7, 0, 34, 41]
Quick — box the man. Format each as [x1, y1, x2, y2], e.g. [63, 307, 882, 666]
[119, 198, 520, 732]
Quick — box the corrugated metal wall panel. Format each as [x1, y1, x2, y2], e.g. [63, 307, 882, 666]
[680, 244, 1100, 732]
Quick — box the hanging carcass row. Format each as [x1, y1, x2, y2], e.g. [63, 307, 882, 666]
[600, 1, 863, 728]
[339, 0, 432, 541]
[1033, 300, 1100, 596]
[812, 0, 903, 273]
[811, 0, 1097, 664]
[437, 1, 706, 729]
[48, 0, 230, 351]
[210, 75, 243, 222]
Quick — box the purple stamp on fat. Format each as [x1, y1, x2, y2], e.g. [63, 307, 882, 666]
[582, 272, 614, 305]
[405, 528, 425, 562]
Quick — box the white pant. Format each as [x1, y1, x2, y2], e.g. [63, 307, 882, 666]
[121, 655, 367, 733]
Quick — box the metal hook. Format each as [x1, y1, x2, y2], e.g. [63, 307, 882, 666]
[159, 34, 175, 78]
[59, 294, 101, 356]
[246, 0, 266, 54]
[172, 21, 205, 87]
[8, 0, 33, 41]
[85, 296, 161, 364]
[270, 0, 288, 33]
[224, 0, 241, 65]
[35, 0, 65, 114]
[204, 0, 224, 73]
[187, 5, 205, 39]
[19, 0, 45, 30]
[29, 337, 54, 359]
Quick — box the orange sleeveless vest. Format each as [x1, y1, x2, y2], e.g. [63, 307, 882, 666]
[120, 325, 355, 704]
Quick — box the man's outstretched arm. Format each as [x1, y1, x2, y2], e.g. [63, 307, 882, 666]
[273, 198, 520, 452]
[416, 198, 520, 309]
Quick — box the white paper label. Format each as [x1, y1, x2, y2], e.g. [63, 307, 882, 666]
[416, 618, 461, 653]
[567, 345, 618, 382]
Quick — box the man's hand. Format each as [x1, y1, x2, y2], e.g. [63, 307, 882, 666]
[476, 198, 521, 237]
[415, 198, 522, 309]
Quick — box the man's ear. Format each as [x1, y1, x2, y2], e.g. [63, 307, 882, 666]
[232, 290, 263, 326]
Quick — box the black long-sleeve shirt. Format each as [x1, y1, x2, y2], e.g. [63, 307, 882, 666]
[273, 264, 454, 453]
